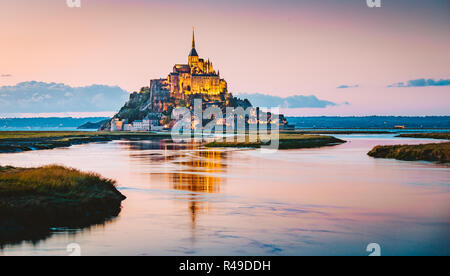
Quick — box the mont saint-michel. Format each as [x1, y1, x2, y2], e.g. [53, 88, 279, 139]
[102, 30, 288, 132]
[1, 0, 450, 258]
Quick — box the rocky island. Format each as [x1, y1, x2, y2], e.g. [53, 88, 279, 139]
[100, 29, 290, 132]
[77, 119, 109, 130]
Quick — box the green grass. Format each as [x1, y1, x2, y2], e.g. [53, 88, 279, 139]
[205, 133, 346, 149]
[0, 165, 126, 245]
[0, 131, 165, 140]
[368, 142, 450, 163]
[0, 131, 172, 153]
[396, 133, 450, 140]
[0, 165, 121, 198]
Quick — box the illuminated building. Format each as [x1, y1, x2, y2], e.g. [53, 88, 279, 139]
[150, 29, 229, 111]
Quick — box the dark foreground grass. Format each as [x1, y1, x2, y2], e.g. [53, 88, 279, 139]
[0, 165, 126, 245]
[368, 142, 450, 163]
[396, 133, 450, 140]
[205, 133, 346, 149]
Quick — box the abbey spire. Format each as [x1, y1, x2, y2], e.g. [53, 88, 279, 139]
[192, 28, 196, 49]
[189, 28, 199, 57]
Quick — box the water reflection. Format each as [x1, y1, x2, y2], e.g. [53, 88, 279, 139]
[0, 212, 121, 249]
[131, 143, 228, 230]
[125, 139, 202, 151]
[1, 136, 448, 255]
[121, 139, 228, 230]
[172, 151, 226, 192]
[170, 151, 227, 228]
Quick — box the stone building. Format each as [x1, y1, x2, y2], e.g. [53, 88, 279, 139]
[150, 29, 229, 107]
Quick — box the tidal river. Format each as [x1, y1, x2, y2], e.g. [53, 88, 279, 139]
[0, 134, 449, 256]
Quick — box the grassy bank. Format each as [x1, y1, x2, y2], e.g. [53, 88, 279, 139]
[0, 165, 126, 245]
[396, 133, 450, 140]
[368, 142, 450, 163]
[0, 131, 172, 153]
[205, 133, 346, 149]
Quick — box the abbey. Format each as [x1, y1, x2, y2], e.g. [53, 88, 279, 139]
[171, 30, 228, 98]
[149, 29, 232, 113]
[103, 30, 290, 131]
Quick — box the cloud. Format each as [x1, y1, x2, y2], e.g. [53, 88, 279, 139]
[236, 93, 337, 108]
[1, 74, 12, 78]
[388, 78, 450, 88]
[0, 81, 129, 113]
[337, 84, 359, 89]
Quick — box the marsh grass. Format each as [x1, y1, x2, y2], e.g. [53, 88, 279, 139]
[0, 131, 161, 140]
[0, 131, 172, 153]
[0, 165, 119, 198]
[0, 165, 126, 245]
[368, 142, 450, 163]
[205, 133, 345, 149]
[396, 133, 450, 140]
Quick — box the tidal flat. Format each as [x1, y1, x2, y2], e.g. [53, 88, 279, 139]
[0, 134, 448, 255]
[396, 133, 450, 140]
[0, 131, 348, 153]
[205, 133, 346, 149]
[0, 131, 172, 153]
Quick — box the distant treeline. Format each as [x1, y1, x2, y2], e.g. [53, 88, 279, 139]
[0, 117, 109, 129]
[287, 116, 450, 129]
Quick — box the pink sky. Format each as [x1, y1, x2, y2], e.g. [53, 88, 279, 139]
[0, 0, 449, 115]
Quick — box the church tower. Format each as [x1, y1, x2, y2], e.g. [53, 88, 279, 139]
[188, 28, 199, 69]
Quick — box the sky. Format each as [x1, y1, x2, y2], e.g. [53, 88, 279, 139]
[0, 0, 449, 116]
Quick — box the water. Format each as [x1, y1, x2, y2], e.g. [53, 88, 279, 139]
[0, 134, 448, 256]
[0, 127, 87, 131]
[294, 128, 450, 133]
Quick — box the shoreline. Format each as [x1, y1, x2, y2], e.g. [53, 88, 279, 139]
[396, 133, 450, 140]
[0, 131, 172, 154]
[205, 134, 346, 149]
[0, 131, 349, 153]
[2, 130, 449, 158]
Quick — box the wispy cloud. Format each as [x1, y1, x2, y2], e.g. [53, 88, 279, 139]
[236, 93, 337, 108]
[1, 74, 12, 78]
[0, 81, 129, 113]
[388, 78, 450, 88]
[337, 84, 359, 89]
